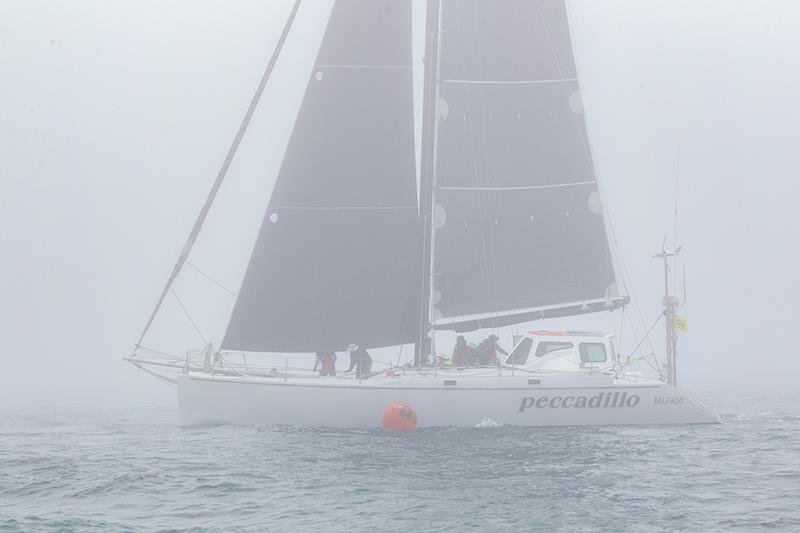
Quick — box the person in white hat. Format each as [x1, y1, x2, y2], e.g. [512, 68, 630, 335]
[346, 343, 372, 379]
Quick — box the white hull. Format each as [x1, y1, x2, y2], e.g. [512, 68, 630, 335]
[177, 370, 720, 428]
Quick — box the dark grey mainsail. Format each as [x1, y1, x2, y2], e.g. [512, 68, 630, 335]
[429, 0, 626, 332]
[222, 0, 419, 352]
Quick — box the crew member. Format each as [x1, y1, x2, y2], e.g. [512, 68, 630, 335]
[477, 334, 508, 365]
[314, 351, 337, 376]
[452, 335, 474, 366]
[347, 343, 373, 379]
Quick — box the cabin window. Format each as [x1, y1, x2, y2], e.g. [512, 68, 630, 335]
[580, 343, 607, 363]
[507, 338, 533, 365]
[535, 341, 573, 358]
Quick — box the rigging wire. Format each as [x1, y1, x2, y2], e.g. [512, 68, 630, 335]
[619, 247, 657, 356]
[185, 260, 238, 297]
[136, 344, 183, 362]
[396, 343, 405, 367]
[170, 286, 208, 346]
[132, 0, 303, 355]
[623, 311, 664, 376]
[642, 353, 662, 375]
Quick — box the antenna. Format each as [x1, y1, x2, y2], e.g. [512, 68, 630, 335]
[673, 145, 681, 247]
[673, 145, 681, 290]
[681, 262, 687, 306]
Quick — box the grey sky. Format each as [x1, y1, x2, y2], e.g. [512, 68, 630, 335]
[2, 1, 798, 406]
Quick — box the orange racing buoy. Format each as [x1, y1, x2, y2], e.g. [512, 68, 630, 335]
[381, 403, 417, 431]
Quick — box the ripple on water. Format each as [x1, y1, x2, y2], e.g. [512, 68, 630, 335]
[0, 389, 798, 532]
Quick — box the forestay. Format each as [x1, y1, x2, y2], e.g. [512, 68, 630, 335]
[222, 1, 420, 353]
[430, 0, 626, 332]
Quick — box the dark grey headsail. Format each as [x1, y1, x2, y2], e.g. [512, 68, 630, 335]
[222, 0, 419, 352]
[430, 0, 626, 332]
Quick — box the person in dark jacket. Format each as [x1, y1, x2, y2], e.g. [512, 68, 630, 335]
[477, 334, 508, 365]
[346, 343, 373, 379]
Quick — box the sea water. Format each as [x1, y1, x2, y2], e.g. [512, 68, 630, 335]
[1, 386, 798, 532]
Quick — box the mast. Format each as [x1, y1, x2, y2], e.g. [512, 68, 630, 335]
[415, 0, 442, 366]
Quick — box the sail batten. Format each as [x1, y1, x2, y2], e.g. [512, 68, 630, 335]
[439, 180, 596, 192]
[317, 65, 412, 70]
[269, 206, 417, 211]
[442, 78, 578, 85]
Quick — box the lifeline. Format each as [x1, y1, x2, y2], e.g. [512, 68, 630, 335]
[518, 392, 641, 412]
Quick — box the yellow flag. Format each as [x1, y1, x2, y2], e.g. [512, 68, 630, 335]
[674, 315, 688, 332]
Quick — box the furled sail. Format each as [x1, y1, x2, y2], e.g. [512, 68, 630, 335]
[222, 1, 419, 352]
[431, 0, 626, 332]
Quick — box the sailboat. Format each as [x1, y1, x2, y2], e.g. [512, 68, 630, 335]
[127, 0, 720, 427]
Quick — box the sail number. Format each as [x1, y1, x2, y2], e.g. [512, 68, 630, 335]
[653, 396, 684, 405]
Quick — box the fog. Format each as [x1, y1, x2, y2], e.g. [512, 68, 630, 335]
[2, 0, 798, 408]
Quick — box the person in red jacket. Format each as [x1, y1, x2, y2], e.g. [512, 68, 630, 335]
[452, 336, 475, 366]
[477, 335, 508, 366]
[314, 351, 337, 376]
